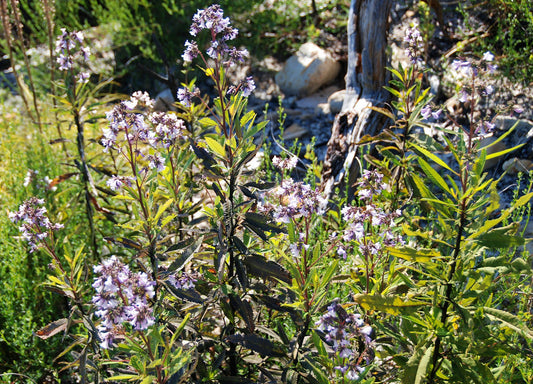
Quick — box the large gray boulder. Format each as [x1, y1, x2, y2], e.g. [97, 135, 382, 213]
[275, 42, 340, 97]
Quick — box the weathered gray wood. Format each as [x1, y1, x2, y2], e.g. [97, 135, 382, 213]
[322, 0, 392, 198]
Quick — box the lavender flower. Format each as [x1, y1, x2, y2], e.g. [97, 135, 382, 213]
[92, 256, 156, 349]
[177, 86, 200, 107]
[55, 28, 90, 82]
[316, 301, 373, 380]
[451, 59, 473, 77]
[168, 271, 198, 290]
[259, 178, 327, 223]
[149, 112, 185, 148]
[513, 105, 524, 114]
[189, 5, 237, 40]
[103, 92, 159, 154]
[404, 26, 423, 64]
[482, 51, 495, 62]
[147, 153, 166, 172]
[241, 76, 255, 97]
[183, 40, 200, 63]
[272, 155, 298, 171]
[355, 170, 387, 201]
[340, 171, 404, 263]
[459, 89, 469, 103]
[421, 105, 432, 119]
[9, 197, 63, 252]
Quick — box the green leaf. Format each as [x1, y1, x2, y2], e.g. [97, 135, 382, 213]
[353, 294, 424, 315]
[198, 117, 218, 128]
[485, 144, 524, 160]
[106, 374, 139, 380]
[369, 106, 394, 120]
[154, 198, 174, 223]
[418, 157, 452, 196]
[415, 346, 434, 384]
[226, 334, 285, 357]
[244, 255, 291, 283]
[301, 355, 330, 384]
[140, 376, 157, 384]
[483, 307, 533, 339]
[388, 246, 442, 263]
[410, 142, 453, 172]
[167, 236, 204, 272]
[205, 136, 226, 158]
[473, 232, 524, 248]
[104, 236, 142, 250]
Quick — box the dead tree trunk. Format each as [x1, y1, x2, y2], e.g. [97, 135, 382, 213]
[322, 0, 392, 198]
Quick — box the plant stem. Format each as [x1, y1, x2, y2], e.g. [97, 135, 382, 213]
[428, 185, 468, 381]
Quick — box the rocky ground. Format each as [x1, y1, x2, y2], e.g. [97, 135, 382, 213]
[239, 1, 533, 215]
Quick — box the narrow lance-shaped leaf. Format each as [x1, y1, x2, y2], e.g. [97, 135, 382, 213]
[35, 318, 68, 339]
[388, 246, 442, 263]
[353, 294, 424, 315]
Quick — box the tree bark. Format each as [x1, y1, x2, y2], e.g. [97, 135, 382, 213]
[322, 0, 392, 198]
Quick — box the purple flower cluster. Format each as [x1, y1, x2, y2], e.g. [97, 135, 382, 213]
[316, 301, 373, 381]
[259, 178, 327, 223]
[102, 91, 188, 187]
[338, 171, 403, 259]
[55, 28, 91, 83]
[149, 112, 185, 148]
[227, 76, 256, 98]
[9, 197, 63, 252]
[92, 256, 156, 349]
[404, 26, 424, 64]
[178, 5, 254, 106]
[272, 155, 298, 171]
[450, 52, 499, 135]
[168, 271, 198, 290]
[103, 91, 155, 151]
[183, 5, 245, 63]
[421, 104, 442, 121]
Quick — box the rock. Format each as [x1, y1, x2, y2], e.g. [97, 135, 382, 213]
[153, 88, 176, 112]
[445, 96, 462, 115]
[315, 103, 331, 115]
[478, 136, 508, 170]
[244, 150, 264, 172]
[275, 42, 341, 97]
[328, 90, 346, 114]
[429, 75, 440, 96]
[502, 158, 533, 174]
[283, 123, 309, 140]
[494, 116, 533, 147]
[295, 85, 340, 111]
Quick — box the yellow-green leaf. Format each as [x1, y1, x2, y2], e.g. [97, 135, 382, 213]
[204, 137, 226, 158]
[388, 246, 442, 263]
[353, 294, 424, 315]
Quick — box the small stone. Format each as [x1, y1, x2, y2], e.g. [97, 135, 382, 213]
[328, 90, 346, 114]
[478, 136, 507, 170]
[429, 75, 440, 96]
[275, 42, 341, 97]
[445, 96, 462, 115]
[315, 103, 331, 115]
[502, 158, 533, 174]
[283, 123, 308, 140]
